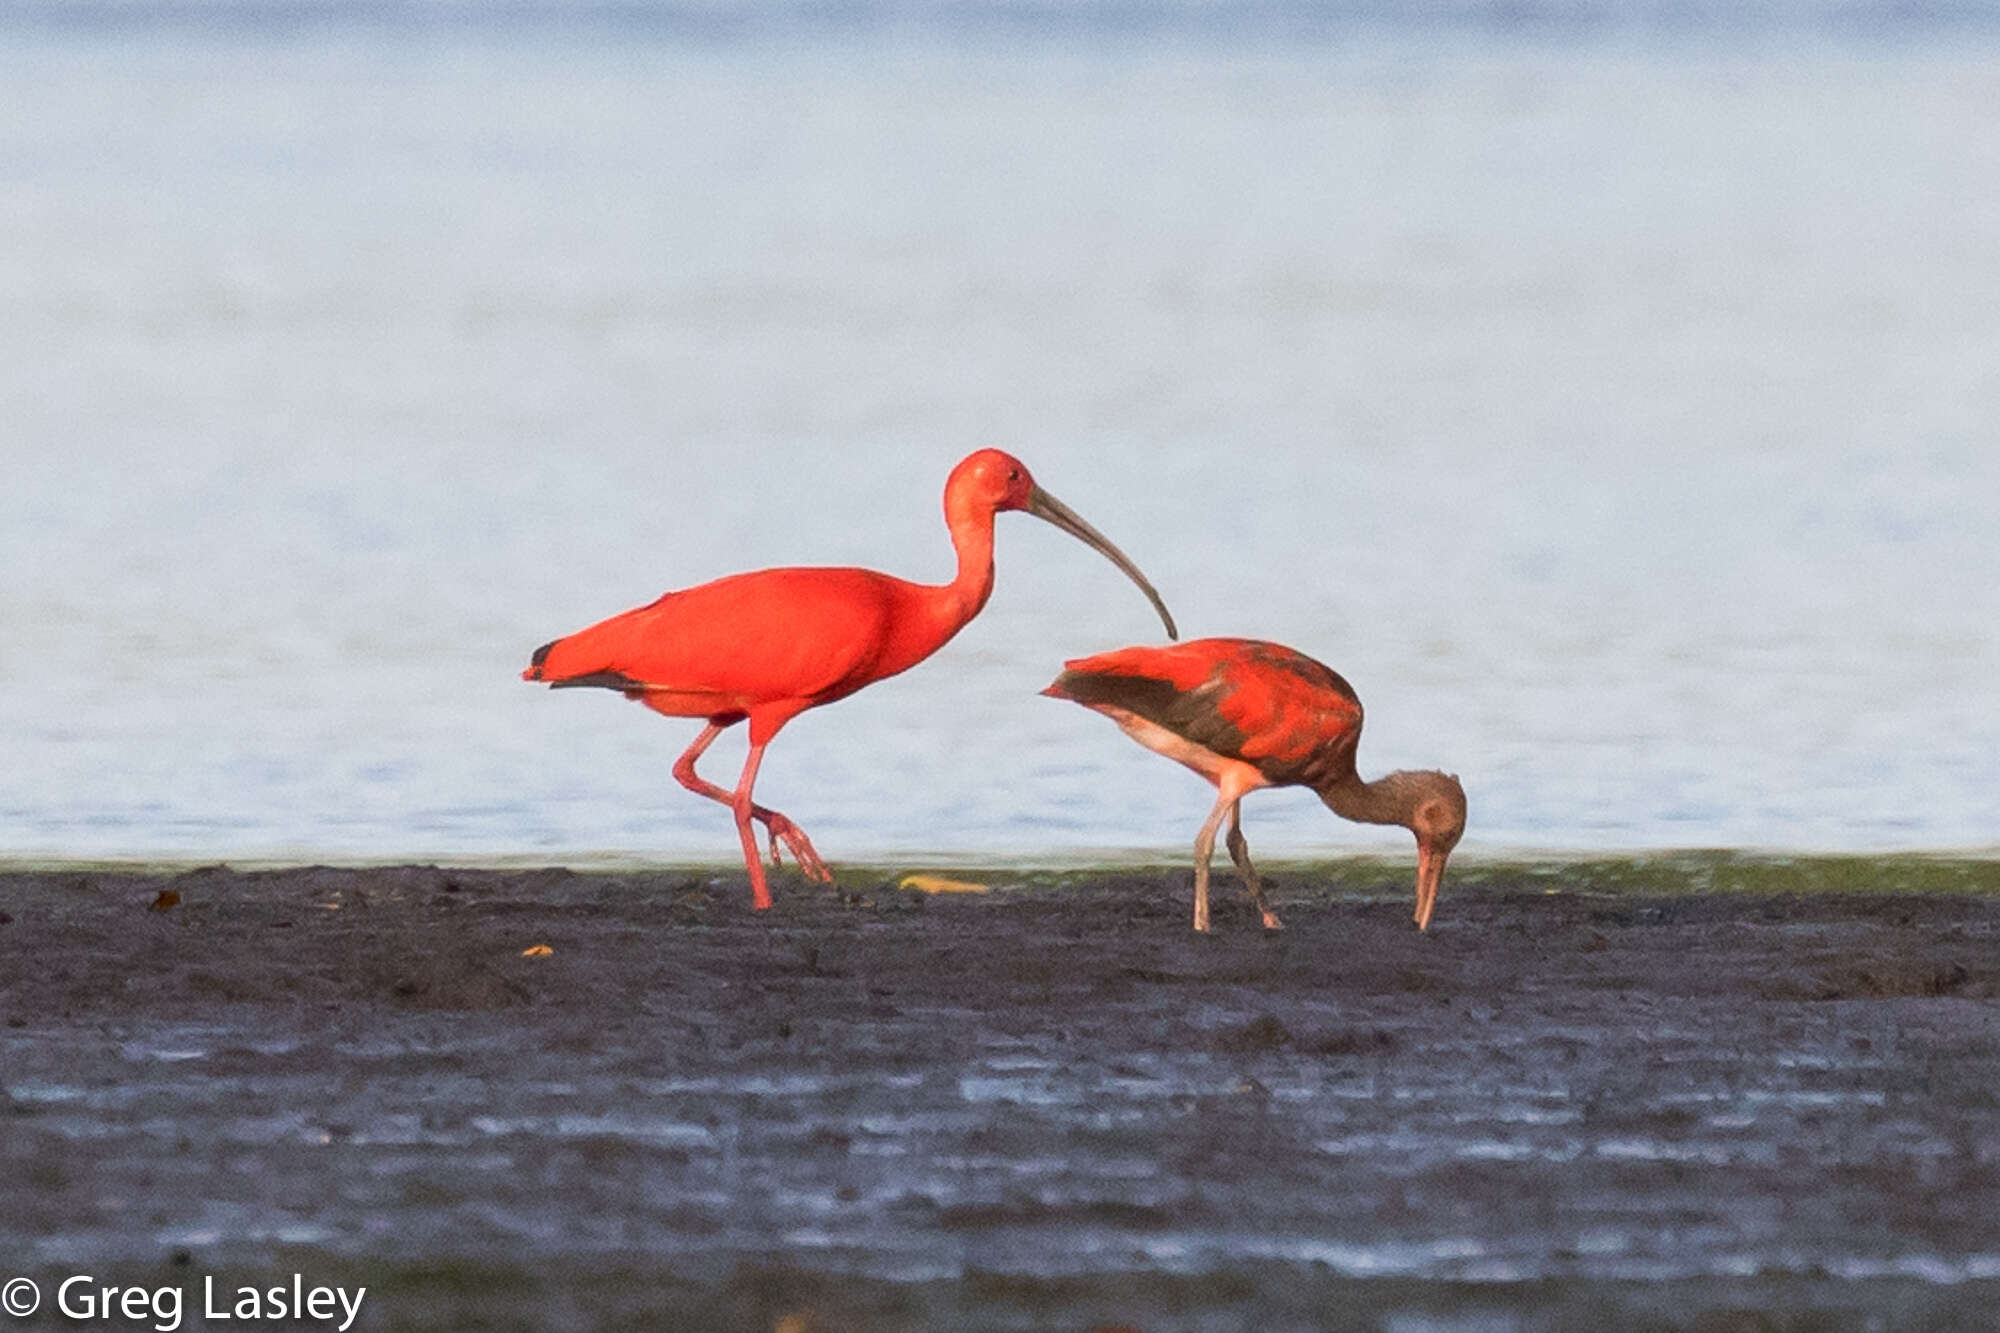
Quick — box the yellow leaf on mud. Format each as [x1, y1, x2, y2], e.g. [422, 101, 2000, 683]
[897, 874, 989, 895]
[521, 944, 554, 957]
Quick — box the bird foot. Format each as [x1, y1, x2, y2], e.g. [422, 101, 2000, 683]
[762, 812, 833, 884]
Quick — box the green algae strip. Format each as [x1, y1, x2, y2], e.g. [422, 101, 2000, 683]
[851, 852, 2000, 900]
[1482, 851, 2000, 898]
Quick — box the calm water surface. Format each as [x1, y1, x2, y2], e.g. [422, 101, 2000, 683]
[2, 9, 1997, 860]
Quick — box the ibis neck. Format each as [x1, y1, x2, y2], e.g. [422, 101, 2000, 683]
[1317, 771, 1424, 831]
[939, 491, 999, 626]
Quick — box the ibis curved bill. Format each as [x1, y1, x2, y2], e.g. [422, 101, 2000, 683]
[1024, 486, 1176, 642]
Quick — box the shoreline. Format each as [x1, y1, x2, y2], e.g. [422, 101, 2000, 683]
[3, 848, 1999, 893]
[5, 864, 1999, 1330]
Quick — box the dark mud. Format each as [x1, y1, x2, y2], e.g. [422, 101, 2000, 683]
[4, 862, 2000, 1332]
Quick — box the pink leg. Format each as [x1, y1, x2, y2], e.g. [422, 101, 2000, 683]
[1226, 803, 1283, 930]
[1189, 771, 1265, 933]
[757, 809, 831, 884]
[670, 723, 733, 803]
[671, 724, 832, 904]
[1190, 790, 1233, 933]
[731, 742, 773, 910]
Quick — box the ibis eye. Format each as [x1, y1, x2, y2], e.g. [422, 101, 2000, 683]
[1008, 468, 1020, 481]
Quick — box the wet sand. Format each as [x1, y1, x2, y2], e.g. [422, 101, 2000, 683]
[4, 862, 2000, 1332]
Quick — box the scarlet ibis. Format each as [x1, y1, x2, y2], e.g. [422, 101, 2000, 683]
[524, 449, 1177, 909]
[1043, 638, 1465, 933]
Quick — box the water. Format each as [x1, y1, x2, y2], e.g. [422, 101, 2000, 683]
[2, 6, 1998, 861]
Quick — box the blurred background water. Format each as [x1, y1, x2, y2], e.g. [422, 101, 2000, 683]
[1, 2, 1996, 862]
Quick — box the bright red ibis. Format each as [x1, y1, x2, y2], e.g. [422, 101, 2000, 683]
[1044, 638, 1465, 933]
[525, 450, 1177, 909]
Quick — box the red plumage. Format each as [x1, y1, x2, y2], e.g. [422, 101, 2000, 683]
[526, 450, 1176, 911]
[1046, 638, 1362, 788]
[527, 567, 941, 743]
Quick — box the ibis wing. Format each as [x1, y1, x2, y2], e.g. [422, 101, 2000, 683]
[1050, 638, 1363, 787]
[1047, 661, 1251, 759]
[529, 568, 902, 706]
[1217, 643, 1362, 783]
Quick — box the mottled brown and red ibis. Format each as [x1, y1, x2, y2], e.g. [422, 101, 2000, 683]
[1044, 637, 1465, 932]
[524, 450, 1177, 910]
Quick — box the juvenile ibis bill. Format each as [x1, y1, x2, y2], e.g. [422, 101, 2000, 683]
[1044, 637, 1464, 932]
[525, 450, 1177, 909]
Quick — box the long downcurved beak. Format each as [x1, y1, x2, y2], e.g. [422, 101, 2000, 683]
[1414, 840, 1448, 932]
[1025, 485, 1178, 640]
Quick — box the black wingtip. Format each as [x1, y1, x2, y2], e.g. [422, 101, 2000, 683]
[549, 671, 648, 692]
[530, 640, 556, 669]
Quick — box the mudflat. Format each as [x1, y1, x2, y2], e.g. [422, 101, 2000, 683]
[4, 862, 1999, 1332]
